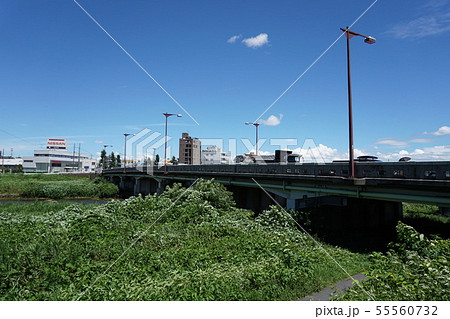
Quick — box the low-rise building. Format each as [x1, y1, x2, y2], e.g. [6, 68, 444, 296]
[201, 145, 231, 165]
[22, 139, 97, 173]
[0, 157, 23, 172]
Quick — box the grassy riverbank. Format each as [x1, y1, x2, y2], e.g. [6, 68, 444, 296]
[0, 180, 369, 300]
[0, 174, 118, 199]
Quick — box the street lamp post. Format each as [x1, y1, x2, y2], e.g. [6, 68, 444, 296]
[245, 122, 260, 156]
[123, 133, 136, 173]
[341, 27, 376, 178]
[102, 144, 113, 172]
[163, 112, 182, 173]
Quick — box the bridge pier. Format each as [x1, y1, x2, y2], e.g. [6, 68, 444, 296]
[286, 198, 296, 211]
[226, 185, 284, 214]
[307, 197, 403, 232]
[156, 179, 170, 195]
[133, 177, 141, 196]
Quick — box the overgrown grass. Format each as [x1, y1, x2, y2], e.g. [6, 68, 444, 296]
[0, 174, 85, 194]
[0, 174, 118, 199]
[0, 201, 97, 216]
[0, 180, 368, 300]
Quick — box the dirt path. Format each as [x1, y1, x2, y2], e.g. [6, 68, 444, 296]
[299, 273, 366, 301]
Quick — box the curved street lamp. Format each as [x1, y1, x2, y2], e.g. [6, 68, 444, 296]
[340, 27, 376, 178]
[123, 133, 136, 172]
[163, 112, 182, 173]
[245, 122, 260, 156]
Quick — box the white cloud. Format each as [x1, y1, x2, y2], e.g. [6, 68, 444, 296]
[387, 12, 450, 39]
[375, 138, 408, 147]
[253, 138, 450, 163]
[424, 126, 450, 135]
[375, 145, 450, 161]
[290, 143, 340, 163]
[227, 34, 242, 43]
[259, 114, 283, 126]
[410, 138, 432, 143]
[422, 0, 449, 10]
[242, 33, 269, 48]
[308, 144, 450, 162]
[95, 140, 105, 144]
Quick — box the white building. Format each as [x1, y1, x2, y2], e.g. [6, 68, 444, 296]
[201, 145, 231, 165]
[22, 139, 97, 173]
[0, 157, 23, 171]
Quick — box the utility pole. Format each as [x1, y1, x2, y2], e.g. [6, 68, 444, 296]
[78, 144, 81, 172]
[72, 144, 76, 172]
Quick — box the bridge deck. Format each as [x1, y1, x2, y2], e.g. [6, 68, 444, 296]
[103, 164, 450, 206]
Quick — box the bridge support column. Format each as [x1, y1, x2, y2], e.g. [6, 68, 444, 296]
[156, 179, 169, 195]
[134, 177, 141, 196]
[286, 198, 296, 211]
[119, 176, 125, 190]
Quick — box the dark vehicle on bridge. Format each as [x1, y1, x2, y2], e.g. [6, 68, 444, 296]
[356, 155, 380, 162]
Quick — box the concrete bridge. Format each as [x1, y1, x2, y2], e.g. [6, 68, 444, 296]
[102, 162, 450, 230]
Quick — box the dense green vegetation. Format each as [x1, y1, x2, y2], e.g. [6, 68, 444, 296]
[336, 222, 450, 301]
[0, 174, 118, 199]
[0, 180, 368, 300]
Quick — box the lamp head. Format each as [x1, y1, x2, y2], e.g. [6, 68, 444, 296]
[245, 122, 250, 125]
[177, 114, 182, 117]
[364, 36, 376, 44]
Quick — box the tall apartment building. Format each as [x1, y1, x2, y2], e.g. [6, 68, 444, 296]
[179, 132, 201, 165]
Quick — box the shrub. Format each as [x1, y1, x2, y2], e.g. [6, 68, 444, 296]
[336, 222, 450, 301]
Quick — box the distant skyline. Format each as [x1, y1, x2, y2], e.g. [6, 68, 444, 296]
[1, 0, 449, 161]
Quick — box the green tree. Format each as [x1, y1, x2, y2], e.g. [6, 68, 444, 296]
[116, 154, 121, 167]
[99, 149, 107, 169]
[171, 156, 178, 165]
[12, 164, 23, 174]
[155, 154, 160, 165]
[109, 152, 116, 168]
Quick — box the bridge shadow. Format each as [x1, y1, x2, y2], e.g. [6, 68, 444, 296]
[292, 206, 398, 253]
[401, 214, 450, 240]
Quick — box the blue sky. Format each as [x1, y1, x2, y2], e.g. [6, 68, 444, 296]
[1, 0, 449, 161]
